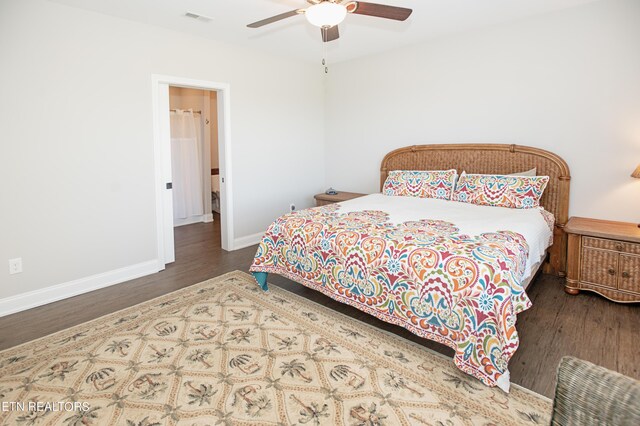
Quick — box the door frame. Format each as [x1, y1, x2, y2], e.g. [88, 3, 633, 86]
[151, 74, 234, 266]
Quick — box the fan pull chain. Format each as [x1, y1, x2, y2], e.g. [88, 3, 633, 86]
[322, 32, 329, 74]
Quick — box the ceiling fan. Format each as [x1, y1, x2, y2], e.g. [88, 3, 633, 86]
[247, 1, 413, 43]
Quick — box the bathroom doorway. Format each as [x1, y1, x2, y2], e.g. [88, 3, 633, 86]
[168, 87, 220, 230]
[152, 75, 234, 266]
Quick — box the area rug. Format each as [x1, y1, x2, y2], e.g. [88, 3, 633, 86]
[0, 271, 551, 425]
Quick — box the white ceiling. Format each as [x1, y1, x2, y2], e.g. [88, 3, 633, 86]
[49, 0, 600, 63]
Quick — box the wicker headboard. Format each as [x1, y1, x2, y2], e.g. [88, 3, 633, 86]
[380, 144, 571, 276]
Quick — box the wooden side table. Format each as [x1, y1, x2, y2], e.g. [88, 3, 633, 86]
[314, 191, 366, 206]
[564, 217, 640, 303]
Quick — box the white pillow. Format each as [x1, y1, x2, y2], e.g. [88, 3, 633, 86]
[508, 168, 537, 177]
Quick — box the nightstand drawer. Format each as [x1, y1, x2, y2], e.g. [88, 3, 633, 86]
[565, 217, 640, 303]
[583, 237, 640, 255]
[580, 247, 618, 288]
[619, 254, 640, 293]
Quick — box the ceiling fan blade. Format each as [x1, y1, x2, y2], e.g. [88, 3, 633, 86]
[346, 2, 412, 21]
[321, 26, 340, 42]
[247, 9, 302, 28]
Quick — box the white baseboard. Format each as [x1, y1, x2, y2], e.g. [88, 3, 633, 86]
[0, 260, 162, 317]
[174, 214, 214, 227]
[173, 215, 202, 227]
[233, 232, 263, 250]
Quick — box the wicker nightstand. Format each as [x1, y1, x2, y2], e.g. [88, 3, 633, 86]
[314, 191, 366, 206]
[565, 217, 640, 303]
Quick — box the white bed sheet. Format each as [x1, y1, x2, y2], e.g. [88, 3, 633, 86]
[335, 194, 553, 286]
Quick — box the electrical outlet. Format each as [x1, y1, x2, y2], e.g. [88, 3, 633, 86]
[289, 203, 296, 212]
[9, 258, 22, 275]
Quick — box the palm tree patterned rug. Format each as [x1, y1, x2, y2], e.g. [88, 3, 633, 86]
[0, 271, 551, 425]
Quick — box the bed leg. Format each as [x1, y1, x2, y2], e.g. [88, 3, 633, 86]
[252, 272, 269, 291]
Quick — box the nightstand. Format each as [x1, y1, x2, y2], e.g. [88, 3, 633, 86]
[314, 191, 366, 206]
[565, 217, 640, 303]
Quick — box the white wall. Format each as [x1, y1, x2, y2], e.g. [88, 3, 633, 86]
[169, 87, 206, 113]
[0, 0, 325, 305]
[325, 0, 640, 222]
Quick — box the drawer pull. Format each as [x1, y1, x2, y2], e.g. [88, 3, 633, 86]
[607, 268, 616, 275]
[615, 244, 623, 251]
[622, 272, 630, 278]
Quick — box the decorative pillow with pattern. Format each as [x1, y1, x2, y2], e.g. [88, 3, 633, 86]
[452, 172, 549, 209]
[383, 169, 458, 200]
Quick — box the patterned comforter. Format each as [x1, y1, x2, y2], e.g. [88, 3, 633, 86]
[250, 202, 534, 391]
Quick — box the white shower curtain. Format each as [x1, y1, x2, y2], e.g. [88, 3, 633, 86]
[170, 110, 204, 222]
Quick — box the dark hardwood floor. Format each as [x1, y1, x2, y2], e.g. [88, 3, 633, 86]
[1, 218, 638, 398]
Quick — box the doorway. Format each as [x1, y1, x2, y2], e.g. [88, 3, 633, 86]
[168, 87, 217, 228]
[152, 75, 234, 267]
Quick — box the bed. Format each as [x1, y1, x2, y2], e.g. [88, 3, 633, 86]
[250, 144, 571, 392]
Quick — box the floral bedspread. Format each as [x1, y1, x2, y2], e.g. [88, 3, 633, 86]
[250, 204, 532, 390]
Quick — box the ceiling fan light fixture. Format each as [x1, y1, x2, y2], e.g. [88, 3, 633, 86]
[305, 2, 347, 28]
